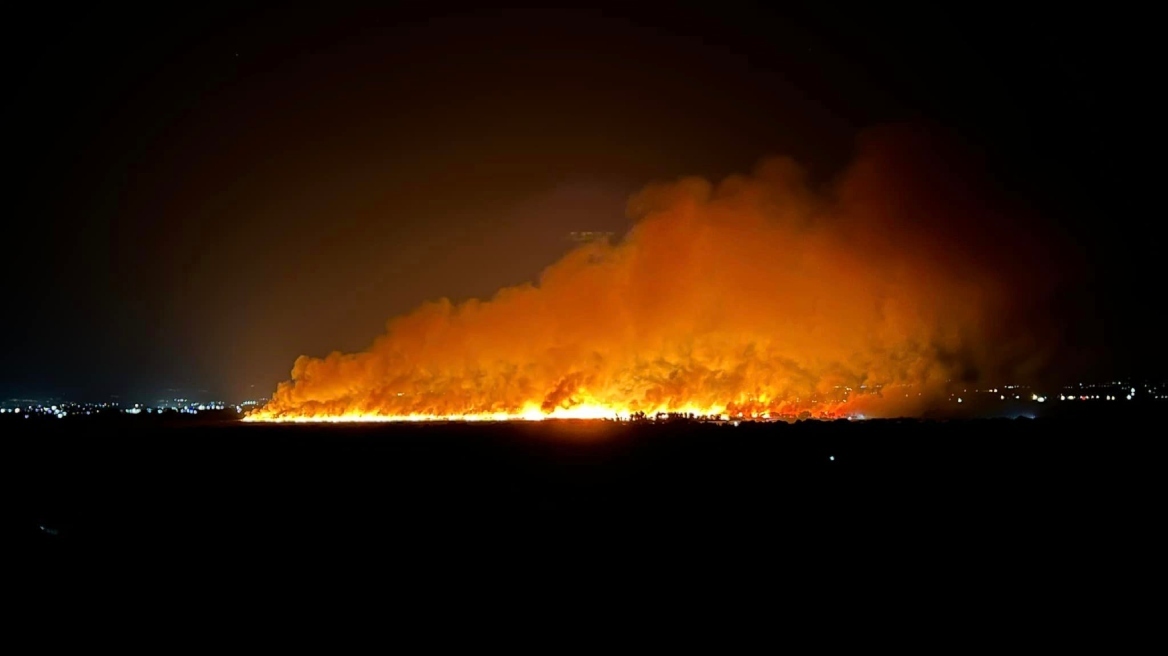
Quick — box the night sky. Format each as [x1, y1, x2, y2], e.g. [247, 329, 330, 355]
[5, 2, 1157, 402]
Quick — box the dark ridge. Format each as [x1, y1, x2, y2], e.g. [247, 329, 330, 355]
[12, 409, 1160, 590]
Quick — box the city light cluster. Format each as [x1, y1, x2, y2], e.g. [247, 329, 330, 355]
[0, 398, 270, 419]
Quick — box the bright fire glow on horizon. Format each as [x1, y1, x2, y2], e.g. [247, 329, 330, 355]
[243, 401, 851, 423]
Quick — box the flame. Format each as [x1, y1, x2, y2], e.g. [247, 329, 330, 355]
[245, 400, 849, 423]
[248, 133, 1050, 423]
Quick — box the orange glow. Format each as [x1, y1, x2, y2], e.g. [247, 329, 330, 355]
[245, 401, 850, 423]
[249, 146, 1040, 424]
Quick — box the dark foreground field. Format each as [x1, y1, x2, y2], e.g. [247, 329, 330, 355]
[9, 410, 1162, 599]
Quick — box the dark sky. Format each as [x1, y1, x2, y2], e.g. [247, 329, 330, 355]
[4, 2, 1158, 401]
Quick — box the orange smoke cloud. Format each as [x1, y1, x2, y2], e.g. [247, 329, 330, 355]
[249, 128, 1057, 422]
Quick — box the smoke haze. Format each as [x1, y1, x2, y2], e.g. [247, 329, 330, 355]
[253, 127, 1065, 420]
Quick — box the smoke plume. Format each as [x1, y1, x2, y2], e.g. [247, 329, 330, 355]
[250, 127, 1061, 421]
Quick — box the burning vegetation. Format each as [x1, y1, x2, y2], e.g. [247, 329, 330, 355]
[248, 130, 1058, 422]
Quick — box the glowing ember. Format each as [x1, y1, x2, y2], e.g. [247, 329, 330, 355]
[244, 401, 849, 423]
[248, 142, 1055, 424]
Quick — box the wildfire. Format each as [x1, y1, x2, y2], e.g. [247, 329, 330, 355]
[244, 400, 850, 423]
[248, 134, 1051, 424]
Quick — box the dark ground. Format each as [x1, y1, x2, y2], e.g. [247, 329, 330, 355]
[8, 409, 1163, 617]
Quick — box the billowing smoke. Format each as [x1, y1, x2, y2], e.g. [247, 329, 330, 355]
[250, 127, 1062, 421]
